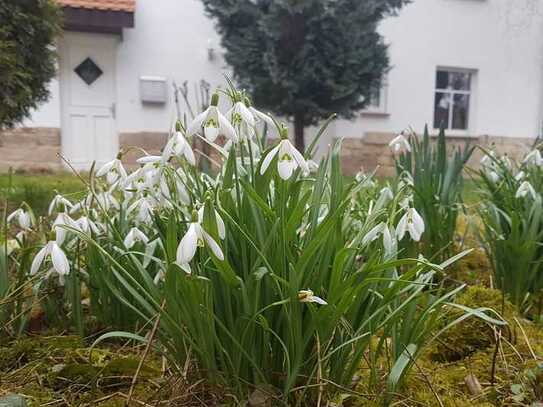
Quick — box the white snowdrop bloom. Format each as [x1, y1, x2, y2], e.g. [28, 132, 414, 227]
[123, 227, 149, 249]
[382, 226, 396, 257]
[523, 149, 543, 166]
[136, 155, 163, 165]
[388, 133, 411, 153]
[96, 156, 127, 185]
[362, 222, 387, 246]
[128, 196, 155, 225]
[516, 181, 537, 200]
[187, 94, 237, 143]
[226, 101, 256, 136]
[30, 240, 70, 278]
[480, 152, 496, 168]
[197, 206, 226, 240]
[515, 171, 526, 181]
[53, 212, 78, 245]
[396, 207, 425, 242]
[162, 131, 196, 165]
[176, 217, 224, 264]
[159, 176, 190, 206]
[48, 194, 73, 215]
[298, 289, 327, 305]
[69, 195, 92, 214]
[376, 187, 394, 208]
[7, 208, 32, 230]
[75, 216, 100, 235]
[95, 192, 120, 212]
[260, 137, 309, 180]
[487, 170, 500, 183]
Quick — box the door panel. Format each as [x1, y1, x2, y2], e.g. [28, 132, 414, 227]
[59, 32, 118, 170]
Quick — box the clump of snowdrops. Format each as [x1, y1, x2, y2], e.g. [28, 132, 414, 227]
[390, 126, 474, 262]
[2, 85, 503, 404]
[477, 145, 543, 314]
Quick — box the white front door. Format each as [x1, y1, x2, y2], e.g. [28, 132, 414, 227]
[59, 32, 118, 170]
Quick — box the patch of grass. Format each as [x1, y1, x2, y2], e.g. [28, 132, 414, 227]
[0, 170, 84, 216]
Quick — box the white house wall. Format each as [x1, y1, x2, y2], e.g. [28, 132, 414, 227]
[8, 0, 543, 173]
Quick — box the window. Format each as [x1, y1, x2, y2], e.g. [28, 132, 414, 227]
[363, 78, 388, 115]
[433, 69, 473, 130]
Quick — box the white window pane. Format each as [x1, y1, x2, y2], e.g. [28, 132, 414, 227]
[436, 70, 471, 90]
[434, 92, 450, 129]
[452, 94, 470, 130]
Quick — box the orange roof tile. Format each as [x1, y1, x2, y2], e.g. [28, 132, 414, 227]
[56, 0, 135, 12]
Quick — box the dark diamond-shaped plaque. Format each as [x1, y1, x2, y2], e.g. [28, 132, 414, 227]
[74, 57, 103, 85]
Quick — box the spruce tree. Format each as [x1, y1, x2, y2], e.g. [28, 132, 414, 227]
[202, 0, 409, 150]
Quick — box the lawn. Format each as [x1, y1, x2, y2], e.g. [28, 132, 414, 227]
[0, 170, 85, 216]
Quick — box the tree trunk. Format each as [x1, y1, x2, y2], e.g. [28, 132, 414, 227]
[294, 112, 305, 152]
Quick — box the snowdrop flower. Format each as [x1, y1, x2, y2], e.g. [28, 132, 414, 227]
[48, 194, 73, 215]
[162, 129, 196, 165]
[53, 212, 78, 245]
[515, 171, 526, 181]
[30, 240, 70, 281]
[487, 170, 500, 183]
[516, 181, 537, 200]
[75, 216, 100, 235]
[376, 187, 394, 208]
[96, 154, 127, 184]
[523, 149, 543, 166]
[176, 211, 224, 264]
[389, 133, 411, 153]
[7, 208, 32, 230]
[362, 222, 387, 246]
[361, 222, 397, 256]
[128, 196, 154, 224]
[136, 155, 163, 165]
[197, 206, 226, 240]
[298, 289, 327, 305]
[260, 127, 309, 180]
[123, 227, 149, 249]
[396, 207, 425, 242]
[95, 192, 120, 212]
[480, 154, 494, 168]
[187, 93, 237, 143]
[228, 100, 255, 128]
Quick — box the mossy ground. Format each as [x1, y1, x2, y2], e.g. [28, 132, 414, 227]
[0, 335, 168, 406]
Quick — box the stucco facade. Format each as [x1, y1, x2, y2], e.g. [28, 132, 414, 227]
[3, 0, 543, 174]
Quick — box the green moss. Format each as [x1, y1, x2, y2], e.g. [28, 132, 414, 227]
[47, 363, 100, 389]
[431, 286, 512, 362]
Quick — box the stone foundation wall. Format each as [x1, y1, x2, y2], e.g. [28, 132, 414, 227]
[0, 127, 535, 177]
[119, 131, 168, 166]
[340, 132, 534, 177]
[0, 128, 61, 172]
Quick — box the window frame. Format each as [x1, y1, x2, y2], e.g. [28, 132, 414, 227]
[433, 67, 476, 134]
[362, 77, 389, 116]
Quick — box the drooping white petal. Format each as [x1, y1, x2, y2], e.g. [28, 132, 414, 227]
[30, 245, 48, 275]
[277, 159, 296, 180]
[218, 113, 238, 142]
[288, 141, 309, 174]
[201, 229, 224, 260]
[216, 212, 226, 240]
[362, 223, 385, 246]
[137, 155, 162, 165]
[96, 159, 115, 177]
[395, 211, 409, 240]
[187, 109, 209, 136]
[176, 223, 199, 264]
[260, 144, 280, 175]
[51, 243, 70, 275]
